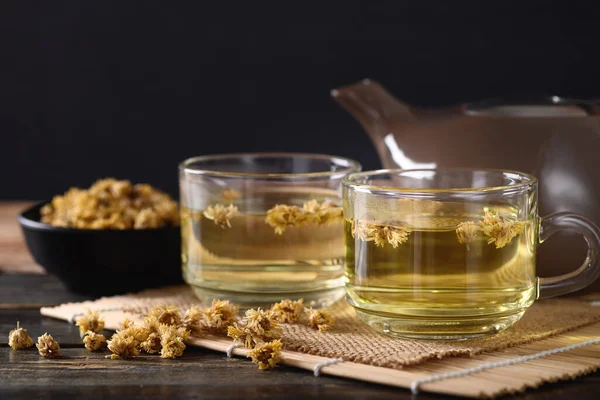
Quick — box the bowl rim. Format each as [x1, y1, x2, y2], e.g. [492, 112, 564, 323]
[18, 201, 180, 233]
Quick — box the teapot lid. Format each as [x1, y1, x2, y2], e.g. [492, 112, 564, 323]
[462, 96, 599, 117]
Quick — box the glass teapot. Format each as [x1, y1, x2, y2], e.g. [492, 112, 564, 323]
[332, 79, 600, 291]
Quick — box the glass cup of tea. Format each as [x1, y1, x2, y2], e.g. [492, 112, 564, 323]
[342, 168, 600, 339]
[179, 152, 361, 308]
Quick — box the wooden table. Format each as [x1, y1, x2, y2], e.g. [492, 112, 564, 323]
[1, 202, 600, 399]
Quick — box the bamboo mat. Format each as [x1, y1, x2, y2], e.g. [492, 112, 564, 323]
[41, 286, 600, 398]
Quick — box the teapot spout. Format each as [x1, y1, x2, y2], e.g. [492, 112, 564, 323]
[331, 79, 416, 137]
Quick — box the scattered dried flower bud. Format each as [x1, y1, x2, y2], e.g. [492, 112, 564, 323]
[270, 299, 304, 323]
[227, 325, 251, 348]
[354, 220, 410, 248]
[247, 339, 283, 370]
[202, 300, 238, 334]
[140, 332, 162, 354]
[107, 332, 139, 359]
[36, 333, 61, 358]
[203, 204, 239, 228]
[148, 305, 182, 326]
[117, 318, 150, 345]
[244, 308, 283, 342]
[159, 325, 190, 359]
[75, 308, 105, 338]
[306, 308, 334, 332]
[143, 315, 162, 333]
[227, 308, 282, 348]
[456, 221, 481, 250]
[479, 210, 525, 249]
[83, 331, 107, 351]
[8, 321, 34, 350]
[181, 306, 204, 335]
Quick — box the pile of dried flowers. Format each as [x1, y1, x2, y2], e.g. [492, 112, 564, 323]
[5, 298, 334, 371]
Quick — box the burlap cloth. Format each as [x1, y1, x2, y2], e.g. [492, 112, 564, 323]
[42, 285, 600, 370]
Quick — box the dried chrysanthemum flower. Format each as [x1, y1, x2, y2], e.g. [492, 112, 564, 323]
[247, 339, 283, 370]
[159, 324, 190, 359]
[221, 188, 240, 202]
[456, 221, 481, 250]
[479, 210, 525, 249]
[355, 220, 410, 248]
[227, 324, 246, 344]
[148, 305, 182, 326]
[75, 308, 105, 337]
[8, 321, 34, 350]
[36, 333, 61, 358]
[302, 200, 343, 224]
[181, 306, 204, 335]
[203, 204, 239, 228]
[83, 331, 107, 351]
[118, 318, 150, 345]
[105, 318, 152, 359]
[143, 315, 162, 334]
[202, 299, 238, 334]
[306, 308, 334, 332]
[270, 299, 304, 323]
[227, 308, 282, 348]
[106, 332, 139, 359]
[140, 332, 162, 354]
[244, 308, 283, 341]
[265, 204, 309, 234]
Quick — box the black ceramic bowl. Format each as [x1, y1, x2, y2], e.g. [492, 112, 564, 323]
[18, 202, 184, 296]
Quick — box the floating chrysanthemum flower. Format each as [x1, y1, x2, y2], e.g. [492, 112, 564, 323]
[265, 204, 309, 234]
[456, 221, 481, 250]
[479, 210, 525, 249]
[203, 204, 239, 228]
[354, 220, 410, 248]
[221, 188, 240, 202]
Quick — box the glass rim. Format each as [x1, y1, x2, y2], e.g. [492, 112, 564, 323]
[342, 168, 538, 194]
[179, 152, 362, 180]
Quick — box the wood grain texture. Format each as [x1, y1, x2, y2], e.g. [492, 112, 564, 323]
[0, 202, 43, 274]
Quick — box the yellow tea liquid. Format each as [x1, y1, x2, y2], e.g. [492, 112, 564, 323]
[181, 189, 345, 307]
[344, 208, 537, 338]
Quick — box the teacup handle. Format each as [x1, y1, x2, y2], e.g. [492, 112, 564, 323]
[538, 212, 600, 299]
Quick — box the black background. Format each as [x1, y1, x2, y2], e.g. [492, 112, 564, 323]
[2, 1, 599, 200]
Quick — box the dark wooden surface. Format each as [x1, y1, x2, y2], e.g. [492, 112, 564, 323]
[2, 203, 600, 399]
